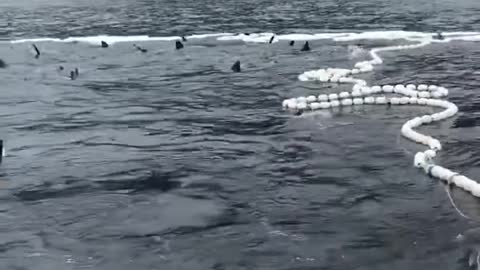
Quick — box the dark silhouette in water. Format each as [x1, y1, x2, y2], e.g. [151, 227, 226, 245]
[294, 109, 304, 116]
[244, 33, 250, 36]
[182, 36, 187, 42]
[434, 32, 444, 40]
[101, 41, 109, 48]
[269, 35, 275, 44]
[68, 68, 79, 80]
[289, 40, 295, 46]
[58, 66, 64, 71]
[301, 41, 310, 51]
[231, 61, 241, 72]
[176, 41, 184, 50]
[0, 140, 3, 163]
[32, 44, 40, 58]
[133, 44, 148, 53]
[0, 59, 6, 68]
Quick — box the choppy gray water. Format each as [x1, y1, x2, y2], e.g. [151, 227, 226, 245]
[0, 0, 479, 269]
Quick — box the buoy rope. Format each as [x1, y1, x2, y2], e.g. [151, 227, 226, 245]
[282, 40, 480, 198]
[445, 185, 470, 219]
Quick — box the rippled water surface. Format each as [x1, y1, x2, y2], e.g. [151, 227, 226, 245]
[0, 0, 479, 269]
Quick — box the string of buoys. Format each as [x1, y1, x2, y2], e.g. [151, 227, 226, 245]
[282, 39, 480, 198]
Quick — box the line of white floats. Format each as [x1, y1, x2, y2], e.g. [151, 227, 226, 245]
[283, 40, 480, 198]
[282, 83, 450, 110]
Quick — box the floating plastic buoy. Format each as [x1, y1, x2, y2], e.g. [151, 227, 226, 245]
[319, 102, 331, 109]
[375, 97, 387, 104]
[330, 100, 341, 107]
[406, 84, 416, 90]
[329, 93, 339, 100]
[351, 90, 362, 97]
[339, 92, 350, 99]
[405, 90, 417, 97]
[341, 99, 353, 106]
[310, 102, 321, 110]
[318, 94, 329, 102]
[400, 97, 410, 105]
[306, 95, 317, 103]
[297, 96, 307, 103]
[371, 85, 382, 93]
[361, 87, 372, 95]
[418, 84, 428, 91]
[409, 97, 418, 104]
[382, 85, 394, 92]
[364, 97, 375, 104]
[395, 84, 405, 92]
[418, 91, 431, 98]
[286, 100, 297, 110]
[353, 98, 364, 105]
[297, 102, 308, 110]
[390, 97, 400, 105]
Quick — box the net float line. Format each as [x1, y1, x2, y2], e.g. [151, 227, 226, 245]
[282, 40, 479, 197]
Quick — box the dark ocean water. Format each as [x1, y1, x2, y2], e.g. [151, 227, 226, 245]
[0, 0, 479, 269]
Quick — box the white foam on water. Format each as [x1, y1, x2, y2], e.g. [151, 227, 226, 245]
[274, 33, 350, 41]
[188, 33, 235, 39]
[216, 33, 277, 43]
[216, 32, 351, 43]
[449, 35, 480, 41]
[443, 32, 480, 36]
[8, 35, 176, 45]
[332, 31, 432, 41]
[64, 35, 181, 44]
[348, 45, 367, 58]
[66, 35, 151, 44]
[9, 34, 195, 45]
[10, 37, 62, 43]
[5, 31, 480, 45]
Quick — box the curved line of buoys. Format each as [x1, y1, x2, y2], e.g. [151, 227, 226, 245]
[282, 40, 480, 197]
